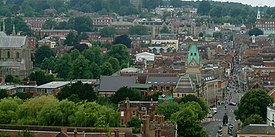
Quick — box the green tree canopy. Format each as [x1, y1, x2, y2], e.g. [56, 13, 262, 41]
[0, 89, 8, 100]
[156, 102, 181, 120]
[180, 94, 208, 119]
[197, 0, 211, 16]
[128, 25, 149, 35]
[113, 35, 132, 48]
[248, 28, 263, 36]
[110, 87, 142, 104]
[107, 44, 130, 65]
[29, 70, 54, 85]
[243, 114, 264, 127]
[127, 117, 141, 128]
[34, 46, 55, 65]
[57, 81, 97, 102]
[100, 26, 116, 37]
[0, 97, 23, 124]
[171, 105, 208, 137]
[235, 88, 273, 123]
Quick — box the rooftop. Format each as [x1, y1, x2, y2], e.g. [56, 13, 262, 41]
[238, 124, 275, 135]
[37, 81, 70, 89]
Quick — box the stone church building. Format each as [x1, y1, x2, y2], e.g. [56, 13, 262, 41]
[0, 32, 32, 81]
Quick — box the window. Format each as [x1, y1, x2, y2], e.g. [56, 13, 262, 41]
[7, 51, 10, 58]
[16, 52, 20, 61]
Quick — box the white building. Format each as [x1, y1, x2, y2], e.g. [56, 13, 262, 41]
[135, 52, 155, 62]
[267, 106, 275, 127]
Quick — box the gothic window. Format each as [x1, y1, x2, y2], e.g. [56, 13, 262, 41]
[16, 52, 19, 59]
[7, 51, 10, 58]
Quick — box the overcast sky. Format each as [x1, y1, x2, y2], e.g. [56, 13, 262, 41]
[216, 0, 275, 7]
[182, 0, 275, 7]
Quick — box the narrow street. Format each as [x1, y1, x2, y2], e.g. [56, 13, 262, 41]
[203, 63, 244, 137]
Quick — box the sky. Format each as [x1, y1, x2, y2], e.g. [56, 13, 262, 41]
[216, 0, 275, 7]
[182, 0, 275, 7]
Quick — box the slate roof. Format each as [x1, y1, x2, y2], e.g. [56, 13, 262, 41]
[0, 35, 27, 48]
[174, 75, 194, 93]
[238, 124, 275, 135]
[98, 76, 136, 92]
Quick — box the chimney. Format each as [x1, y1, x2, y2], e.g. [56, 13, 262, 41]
[114, 129, 119, 137]
[61, 128, 67, 134]
[73, 128, 77, 137]
[151, 25, 156, 40]
[126, 97, 130, 109]
[142, 115, 150, 137]
[237, 119, 241, 131]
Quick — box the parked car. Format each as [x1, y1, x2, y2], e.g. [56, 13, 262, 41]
[229, 102, 237, 106]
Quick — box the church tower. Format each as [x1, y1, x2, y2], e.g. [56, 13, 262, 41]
[257, 8, 261, 20]
[186, 44, 201, 74]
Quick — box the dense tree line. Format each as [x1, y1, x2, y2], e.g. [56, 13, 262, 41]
[34, 44, 130, 82]
[0, 96, 119, 127]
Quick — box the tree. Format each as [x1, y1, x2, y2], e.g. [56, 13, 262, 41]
[34, 46, 55, 65]
[127, 117, 141, 128]
[90, 62, 101, 79]
[160, 26, 170, 34]
[197, 0, 211, 16]
[110, 87, 142, 104]
[72, 55, 92, 79]
[108, 57, 121, 72]
[156, 102, 180, 120]
[0, 89, 8, 100]
[243, 114, 264, 126]
[113, 35, 132, 48]
[248, 28, 263, 36]
[213, 31, 223, 40]
[69, 102, 119, 127]
[107, 44, 130, 65]
[100, 26, 116, 37]
[65, 31, 76, 46]
[5, 75, 14, 83]
[0, 97, 22, 124]
[29, 70, 54, 85]
[100, 62, 114, 76]
[210, 6, 222, 17]
[128, 25, 148, 35]
[235, 88, 273, 123]
[55, 53, 72, 80]
[57, 81, 97, 102]
[180, 94, 208, 119]
[71, 44, 89, 52]
[69, 49, 81, 61]
[12, 93, 32, 100]
[16, 96, 58, 125]
[171, 105, 208, 137]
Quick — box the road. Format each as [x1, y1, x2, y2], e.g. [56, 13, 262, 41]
[203, 64, 244, 137]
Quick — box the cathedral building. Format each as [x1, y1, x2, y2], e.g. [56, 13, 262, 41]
[173, 44, 202, 98]
[0, 31, 32, 82]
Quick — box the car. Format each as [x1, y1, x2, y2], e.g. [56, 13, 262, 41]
[218, 133, 222, 137]
[228, 124, 233, 129]
[218, 129, 222, 133]
[210, 107, 217, 114]
[229, 102, 237, 106]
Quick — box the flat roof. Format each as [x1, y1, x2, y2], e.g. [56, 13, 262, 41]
[37, 81, 70, 89]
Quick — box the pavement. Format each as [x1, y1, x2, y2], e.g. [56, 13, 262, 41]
[203, 64, 244, 137]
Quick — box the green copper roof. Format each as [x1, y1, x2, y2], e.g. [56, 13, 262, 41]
[187, 44, 200, 65]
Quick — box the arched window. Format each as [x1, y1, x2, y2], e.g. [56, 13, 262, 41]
[7, 51, 10, 58]
[16, 52, 19, 59]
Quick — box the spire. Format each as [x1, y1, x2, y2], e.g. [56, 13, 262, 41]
[12, 24, 15, 36]
[257, 8, 261, 20]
